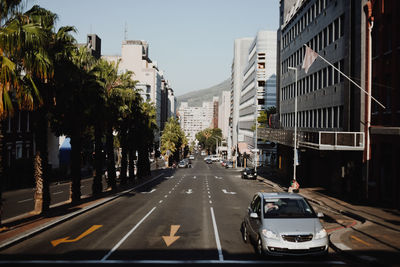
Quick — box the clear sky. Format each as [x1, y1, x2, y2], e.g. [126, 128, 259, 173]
[26, 0, 280, 96]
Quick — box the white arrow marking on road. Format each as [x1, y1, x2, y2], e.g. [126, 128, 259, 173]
[193, 176, 196, 179]
[215, 176, 223, 179]
[141, 189, 156, 194]
[185, 189, 193, 194]
[222, 189, 237, 195]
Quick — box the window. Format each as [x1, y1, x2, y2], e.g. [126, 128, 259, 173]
[16, 143, 23, 159]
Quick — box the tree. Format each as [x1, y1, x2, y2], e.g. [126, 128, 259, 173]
[0, 2, 54, 224]
[195, 128, 222, 154]
[50, 46, 98, 203]
[161, 117, 187, 166]
[136, 101, 157, 178]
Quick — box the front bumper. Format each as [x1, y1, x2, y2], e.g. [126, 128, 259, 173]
[262, 237, 328, 256]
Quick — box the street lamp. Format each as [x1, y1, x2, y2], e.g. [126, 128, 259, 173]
[254, 97, 258, 173]
[288, 66, 298, 188]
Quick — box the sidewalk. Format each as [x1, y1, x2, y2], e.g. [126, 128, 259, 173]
[255, 166, 400, 266]
[0, 168, 169, 250]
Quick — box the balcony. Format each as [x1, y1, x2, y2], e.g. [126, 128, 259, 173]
[258, 128, 364, 151]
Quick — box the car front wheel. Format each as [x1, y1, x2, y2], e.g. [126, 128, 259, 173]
[241, 222, 248, 243]
[256, 237, 264, 256]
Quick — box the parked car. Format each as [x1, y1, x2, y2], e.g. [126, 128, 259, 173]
[210, 155, 220, 162]
[189, 155, 195, 160]
[178, 160, 188, 168]
[205, 158, 213, 164]
[225, 161, 233, 168]
[241, 192, 328, 257]
[241, 167, 257, 179]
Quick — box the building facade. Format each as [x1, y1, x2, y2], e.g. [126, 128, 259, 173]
[103, 40, 167, 145]
[229, 38, 253, 161]
[368, 0, 400, 207]
[218, 90, 231, 139]
[261, 0, 371, 202]
[238, 30, 277, 165]
[178, 102, 214, 144]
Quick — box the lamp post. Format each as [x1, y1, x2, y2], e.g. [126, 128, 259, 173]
[288, 66, 298, 187]
[254, 97, 258, 173]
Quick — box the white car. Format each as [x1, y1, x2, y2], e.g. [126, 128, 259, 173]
[241, 192, 328, 257]
[189, 155, 195, 160]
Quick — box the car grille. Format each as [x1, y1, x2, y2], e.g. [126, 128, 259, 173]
[281, 234, 313, 242]
[268, 246, 326, 254]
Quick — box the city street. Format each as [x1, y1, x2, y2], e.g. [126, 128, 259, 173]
[0, 155, 348, 265]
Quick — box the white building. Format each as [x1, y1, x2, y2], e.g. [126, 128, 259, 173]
[238, 30, 277, 162]
[178, 101, 214, 144]
[103, 40, 164, 144]
[218, 90, 230, 139]
[230, 38, 253, 161]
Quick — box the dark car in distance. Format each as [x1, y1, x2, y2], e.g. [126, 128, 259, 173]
[205, 158, 213, 164]
[241, 167, 257, 179]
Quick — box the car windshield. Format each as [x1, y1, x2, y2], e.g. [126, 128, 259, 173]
[263, 198, 316, 218]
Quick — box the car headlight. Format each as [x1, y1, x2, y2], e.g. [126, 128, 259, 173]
[315, 228, 327, 239]
[243, 172, 247, 175]
[262, 229, 279, 240]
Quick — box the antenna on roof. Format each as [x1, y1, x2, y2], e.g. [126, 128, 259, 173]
[124, 22, 128, 41]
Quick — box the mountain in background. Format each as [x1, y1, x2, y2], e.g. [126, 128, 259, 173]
[176, 79, 230, 108]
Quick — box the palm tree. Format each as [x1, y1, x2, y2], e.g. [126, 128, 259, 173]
[0, 2, 53, 224]
[22, 5, 76, 214]
[136, 101, 157, 178]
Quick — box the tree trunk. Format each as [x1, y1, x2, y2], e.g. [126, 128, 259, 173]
[120, 129, 128, 185]
[70, 124, 82, 203]
[33, 111, 51, 214]
[137, 145, 150, 178]
[0, 122, 3, 226]
[92, 122, 103, 196]
[128, 148, 135, 182]
[106, 126, 116, 190]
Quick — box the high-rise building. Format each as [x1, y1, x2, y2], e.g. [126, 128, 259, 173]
[237, 30, 277, 165]
[229, 38, 253, 161]
[103, 40, 165, 145]
[261, 0, 372, 202]
[178, 102, 214, 144]
[218, 91, 230, 139]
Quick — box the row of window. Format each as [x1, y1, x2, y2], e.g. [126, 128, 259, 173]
[7, 111, 30, 133]
[282, 14, 344, 75]
[282, 0, 329, 49]
[282, 106, 343, 129]
[281, 59, 344, 101]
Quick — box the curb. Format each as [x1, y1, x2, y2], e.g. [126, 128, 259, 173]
[0, 173, 164, 250]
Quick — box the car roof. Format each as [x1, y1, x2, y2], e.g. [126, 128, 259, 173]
[259, 192, 304, 199]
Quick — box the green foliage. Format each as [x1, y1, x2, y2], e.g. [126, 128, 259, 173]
[161, 117, 187, 164]
[195, 128, 222, 153]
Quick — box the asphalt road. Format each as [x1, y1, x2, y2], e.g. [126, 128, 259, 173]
[0, 155, 349, 265]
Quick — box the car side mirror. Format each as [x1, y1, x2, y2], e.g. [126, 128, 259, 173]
[317, 212, 324, 218]
[250, 212, 259, 219]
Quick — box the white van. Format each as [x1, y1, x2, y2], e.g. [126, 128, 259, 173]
[210, 155, 220, 162]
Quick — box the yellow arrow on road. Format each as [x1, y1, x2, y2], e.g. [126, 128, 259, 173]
[51, 225, 102, 247]
[162, 225, 180, 247]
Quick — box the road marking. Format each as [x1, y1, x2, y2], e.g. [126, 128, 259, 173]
[209, 201, 212, 204]
[162, 225, 181, 247]
[159, 200, 163, 203]
[164, 195, 168, 198]
[210, 207, 223, 261]
[17, 198, 33, 203]
[193, 176, 196, 179]
[185, 189, 193, 194]
[141, 189, 156, 194]
[222, 189, 237, 195]
[335, 243, 351, 251]
[52, 191, 63, 195]
[51, 225, 102, 247]
[169, 191, 171, 194]
[208, 195, 211, 199]
[351, 235, 372, 247]
[102, 207, 156, 261]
